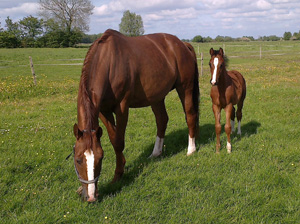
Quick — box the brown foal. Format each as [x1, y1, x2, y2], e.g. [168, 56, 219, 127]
[209, 48, 246, 153]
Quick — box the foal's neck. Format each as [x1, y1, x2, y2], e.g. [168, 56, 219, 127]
[219, 68, 229, 85]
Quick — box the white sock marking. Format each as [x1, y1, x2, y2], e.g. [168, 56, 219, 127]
[237, 121, 241, 135]
[187, 135, 196, 156]
[84, 150, 95, 199]
[150, 136, 164, 157]
[227, 141, 231, 153]
[231, 120, 235, 134]
[211, 58, 219, 85]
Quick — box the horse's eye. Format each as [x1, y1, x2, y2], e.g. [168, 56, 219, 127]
[76, 158, 83, 165]
[209, 62, 211, 67]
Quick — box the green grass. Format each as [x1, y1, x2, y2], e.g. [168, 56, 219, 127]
[1, 41, 300, 223]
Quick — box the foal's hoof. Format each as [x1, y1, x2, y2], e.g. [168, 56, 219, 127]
[226, 142, 232, 153]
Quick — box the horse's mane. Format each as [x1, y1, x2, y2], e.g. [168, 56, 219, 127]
[78, 30, 113, 133]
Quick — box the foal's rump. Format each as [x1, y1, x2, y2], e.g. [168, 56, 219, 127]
[227, 70, 246, 102]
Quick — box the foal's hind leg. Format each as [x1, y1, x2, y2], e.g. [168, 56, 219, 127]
[236, 100, 244, 135]
[149, 100, 168, 158]
[230, 106, 236, 134]
[225, 104, 233, 153]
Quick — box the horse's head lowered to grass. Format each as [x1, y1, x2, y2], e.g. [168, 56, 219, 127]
[73, 124, 103, 202]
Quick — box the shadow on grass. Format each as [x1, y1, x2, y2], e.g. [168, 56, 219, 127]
[96, 120, 260, 202]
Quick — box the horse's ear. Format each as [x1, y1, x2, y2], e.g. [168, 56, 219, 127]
[96, 126, 103, 139]
[73, 123, 83, 140]
[219, 48, 224, 56]
[209, 48, 214, 56]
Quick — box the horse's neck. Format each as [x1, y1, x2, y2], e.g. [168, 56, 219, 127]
[77, 91, 98, 131]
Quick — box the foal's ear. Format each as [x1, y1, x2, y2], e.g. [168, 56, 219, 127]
[209, 48, 214, 56]
[219, 48, 224, 56]
[73, 123, 83, 140]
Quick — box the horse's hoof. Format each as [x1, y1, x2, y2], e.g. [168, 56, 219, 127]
[111, 173, 123, 183]
[187, 147, 196, 156]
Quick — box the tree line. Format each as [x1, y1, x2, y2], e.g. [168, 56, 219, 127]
[0, 0, 299, 48]
[189, 31, 300, 43]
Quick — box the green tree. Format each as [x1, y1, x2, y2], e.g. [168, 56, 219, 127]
[39, 0, 94, 46]
[192, 35, 203, 43]
[119, 10, 144, 37]
[0, 17, 22, 48]
[5, 16, 22, 39]
[19, 16, 43, 47]
[283, 32, 292, 40]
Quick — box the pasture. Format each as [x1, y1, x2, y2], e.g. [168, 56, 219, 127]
[1, 41, 300, 223]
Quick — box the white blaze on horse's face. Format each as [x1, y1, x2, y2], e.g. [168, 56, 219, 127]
[84, 150, 96, 201]
[211, 57, 219, 85]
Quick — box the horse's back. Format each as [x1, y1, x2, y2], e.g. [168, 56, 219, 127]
[87, 29, 197, 107]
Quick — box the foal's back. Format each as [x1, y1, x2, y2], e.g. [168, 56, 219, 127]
[227, 70, 246, 103]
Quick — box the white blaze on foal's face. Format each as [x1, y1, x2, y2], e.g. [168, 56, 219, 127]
[211, 57, 219, 85]
[84, 150, 95, 199]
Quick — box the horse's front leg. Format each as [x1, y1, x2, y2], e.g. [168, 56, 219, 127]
[225, 104, 233, 153]
[149, 100, 168, 158]
[212, 104, 221, 153]
[111, 103, 129, 183]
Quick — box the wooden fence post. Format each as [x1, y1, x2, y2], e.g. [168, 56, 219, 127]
[29, 56, 37, 85]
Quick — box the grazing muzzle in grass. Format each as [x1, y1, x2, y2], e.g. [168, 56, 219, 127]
[73, 124, 104, 202]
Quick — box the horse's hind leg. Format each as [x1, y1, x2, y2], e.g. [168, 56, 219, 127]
[149, 100, 168, 158]
[177, 88, 198, 156]
[230, 106, 236, 134]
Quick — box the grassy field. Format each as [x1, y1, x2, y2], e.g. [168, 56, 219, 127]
[1, 41, 300, 223]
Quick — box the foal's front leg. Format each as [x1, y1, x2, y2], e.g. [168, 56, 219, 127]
[212, 104, 221, 153]
[225, 104, 233, 153]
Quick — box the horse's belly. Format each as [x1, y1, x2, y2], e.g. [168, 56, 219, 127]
[129, 69, 176, 106]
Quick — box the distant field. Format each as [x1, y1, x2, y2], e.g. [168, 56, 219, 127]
[1, 41, 300, 223]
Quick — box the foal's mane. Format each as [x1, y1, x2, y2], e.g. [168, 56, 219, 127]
[78, 31, 112, 131]
[211, 49, 229, 68]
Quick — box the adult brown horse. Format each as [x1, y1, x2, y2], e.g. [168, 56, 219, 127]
[73, 29, 199, 202]
[209, 48, 246, 153]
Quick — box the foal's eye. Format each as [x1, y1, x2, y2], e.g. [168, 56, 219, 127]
[209, 62, 211, 67]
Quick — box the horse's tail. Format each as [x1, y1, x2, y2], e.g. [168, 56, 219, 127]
[193, 60, 200, 138]
[184, 42, 200, 137]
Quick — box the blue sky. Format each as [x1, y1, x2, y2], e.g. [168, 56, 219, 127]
[0, 0, 299, 39]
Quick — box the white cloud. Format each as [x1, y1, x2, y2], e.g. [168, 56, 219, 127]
[1, 3, 38, 15]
